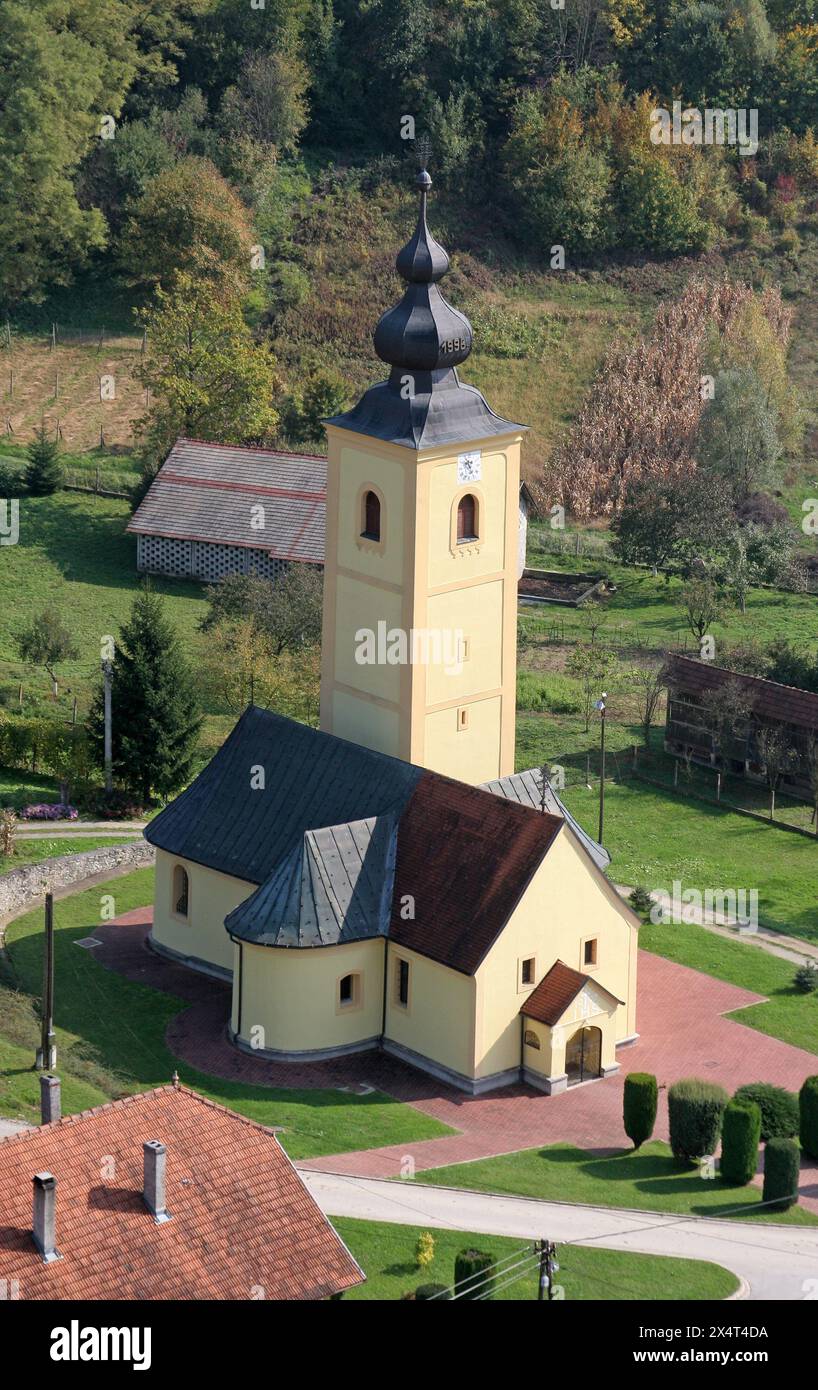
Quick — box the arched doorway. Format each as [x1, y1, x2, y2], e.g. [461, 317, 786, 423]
[565, 1025, 602, 1085]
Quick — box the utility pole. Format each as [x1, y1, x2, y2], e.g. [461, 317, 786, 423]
[36, 893, 56, 1071]
[536, 1239, 558, 1301]
[102, 659, 113, 793]
[596, 692, 607, 847]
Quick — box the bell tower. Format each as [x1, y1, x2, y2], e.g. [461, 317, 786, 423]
[319, 166, 526, 785]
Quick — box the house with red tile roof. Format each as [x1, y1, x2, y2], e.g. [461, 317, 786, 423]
[0, 1082, 364, 1301]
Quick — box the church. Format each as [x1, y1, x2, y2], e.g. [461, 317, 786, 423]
[144, 166, 639, 1095]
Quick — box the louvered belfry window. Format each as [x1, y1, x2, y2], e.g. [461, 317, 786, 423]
[457, 493, 477, 543]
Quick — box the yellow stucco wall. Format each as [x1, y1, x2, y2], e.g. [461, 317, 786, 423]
[152, 849, 252, 974]
[232, 937, 385, 1054]
[474, 826, 638, 1079]
[319, 425, 522, 781]
[383, 944, 475, 1080]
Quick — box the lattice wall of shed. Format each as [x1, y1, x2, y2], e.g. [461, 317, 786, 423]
[136, 534, 291, 583]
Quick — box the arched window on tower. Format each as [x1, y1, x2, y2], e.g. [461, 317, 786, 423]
[457, 493, 478, 543]
[362, 490, 381, 541]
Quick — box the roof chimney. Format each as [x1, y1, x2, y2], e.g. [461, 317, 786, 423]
[40, 1074, 61, 1125]
[32, 1172, 61, 1263]
[143, 1140, 171, 1224]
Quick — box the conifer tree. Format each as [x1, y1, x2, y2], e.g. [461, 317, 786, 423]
[89, 590, 201, 805]
[24, 426, 62, 496]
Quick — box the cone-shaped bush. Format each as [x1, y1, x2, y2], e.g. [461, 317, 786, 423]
[454, 1249, 495, 1300]
[415, 1283, 450, 1300]
[799, 1076, 818, 1160]
[668, 1077, 728, 1160]
[720, 1099, 761, 1185]
[623, 1072, 658, 1148]
[762, 1137, 800, 1210]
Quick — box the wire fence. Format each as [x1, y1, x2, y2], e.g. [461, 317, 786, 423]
[0, 321, 145, 354]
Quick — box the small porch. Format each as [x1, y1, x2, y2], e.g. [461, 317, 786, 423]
[520, 959, 623, 1095]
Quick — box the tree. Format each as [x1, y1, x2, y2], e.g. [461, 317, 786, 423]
[623, 1072, 658, 1148]
[753, 724, 799, 820]
[762, 1137, 800, 1210]
[199, 566, 323, 656]
[16, 610, 78, 696]
[135, 272, 280, 470]
[24, 426, 62, 496]
[800, 1076, 818, 1160]
[283, 371, 348, 446]
[680, 575, 721, 647]
[720, 1099, 761, 1186]
[697, 367, 782, 503]
[87, 590, 201, 804]
[218, 48, 309, 155]
[698, 678, 755, 790]
[118, 157, 254, 293]
[611, 477, 681, 573]
[667, 1077, 728, 1160]
[628, 662, 666, 748]
[566, 645, 620, 733]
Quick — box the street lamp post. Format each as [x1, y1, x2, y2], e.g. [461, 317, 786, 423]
[595, 693, 607, 847]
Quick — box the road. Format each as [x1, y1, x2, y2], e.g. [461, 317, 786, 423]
[301, 1170, 818, 1301]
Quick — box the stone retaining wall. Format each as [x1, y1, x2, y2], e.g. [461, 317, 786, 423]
[0, 841, 154, 922]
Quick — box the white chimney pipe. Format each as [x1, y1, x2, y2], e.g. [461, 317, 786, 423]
[32, 1172, 61, 1262]
[143, 1140, 171, 1224]
[40, 1074, 61, 1125]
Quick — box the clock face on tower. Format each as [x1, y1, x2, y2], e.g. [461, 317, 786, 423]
[457, 450, 482, 484]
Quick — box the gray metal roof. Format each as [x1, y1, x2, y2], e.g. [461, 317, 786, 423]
[328, 368, 525, 450]
[225, 813, 398, 947]
[127, 438, 327, 564]
[481, 768, 611, 870]
[146, 707, 423, 885]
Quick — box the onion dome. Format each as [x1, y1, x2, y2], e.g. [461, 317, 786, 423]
[326, 164, 526, 450]
[373, 168, 473, 373]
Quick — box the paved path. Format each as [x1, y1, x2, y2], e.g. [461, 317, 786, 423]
[0, 1119, 30, 1140]
[15, 831, 141, 841]
[16, 821, 147, 837]
[302, 1171, 818, 1301]
[615, 884, 818, 967]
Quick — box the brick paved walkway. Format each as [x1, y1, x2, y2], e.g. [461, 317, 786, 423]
[94, 908, 818, 1207]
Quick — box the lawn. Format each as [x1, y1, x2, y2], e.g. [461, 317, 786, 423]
[0, 765, 62, 810]
[333, 1215, 739, 1301]
[1, 835, 140, 871]
[0, 868, 453, 1160]
[559, 779, 818, 943]
[417, 1140, 818, 1227]
[639, 919, 818, 1054]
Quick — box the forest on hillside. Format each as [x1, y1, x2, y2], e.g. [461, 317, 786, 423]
[2, 1, 817, 510]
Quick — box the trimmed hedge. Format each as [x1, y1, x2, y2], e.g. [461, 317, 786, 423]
[668, 1077, 728, 1160]
[415, 1283, 450, 1300]
[762, 1137, 800, 1210]
[623, 1072, 658, 1148]
[800, 1076, 818, 1160]
[719, 1100, 761, 1186]
[454, 1249, 495, 1301]
[733, 1083, 799, 1141]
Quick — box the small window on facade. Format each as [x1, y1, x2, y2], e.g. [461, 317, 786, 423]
[457, 493, 477, 543]
[362, 490, 381, 541]
[584, 939, 598, 967]
[524, 1029, 541, 1050]
[521, 957, 535, 986]
[397, 958, 410, 1007]
[339, 974, 354, 1006]
[173, 865, 189, 918]
[457, 707, 469, 732]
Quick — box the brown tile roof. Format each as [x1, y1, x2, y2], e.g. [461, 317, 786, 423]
[126, 438, 327, 564]
[389, 771, 562, 974]
[0, 1085, 363, 1301]
[665, 654, 818, 731]
[520, 960, 591, 1025]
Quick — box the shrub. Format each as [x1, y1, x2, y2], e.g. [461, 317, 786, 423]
[794, 964, 818, 994]
[733, 1083, 799, 1141]
[628, 885, 652, 916]
[20, 803, 78, 821]
[24, 426, 62, 496]
[623, 1072, 658, 1148]
[414, 1283, 450, 1300]
[799, 1076, 818, 1160]
[0, 462, 24, 497]
[720, 1100, 761, 1185]
[415, 1232, 435, 1270]
[762, 1137, 800, 1210]
[667, 1078, 728, 1160]
[454, 1249, 495, 1301]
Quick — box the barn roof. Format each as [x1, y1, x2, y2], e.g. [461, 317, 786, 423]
[0, 1085, 363, 1301]
[126, 438, 327, 565]
[665, 654, 818, 731]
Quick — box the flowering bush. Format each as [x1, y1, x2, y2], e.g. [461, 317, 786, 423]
[20, 803, 79, 821]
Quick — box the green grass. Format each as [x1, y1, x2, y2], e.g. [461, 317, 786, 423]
[559, 779, 818, 943]
[0, 765, 61, 809]
[417, 1141, 818, 1226]
[1, 835, 139, 871]
[333, 1215, 739, 1301]
[639, 919, 818, 1054]
[0, 869, 454, 1159]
